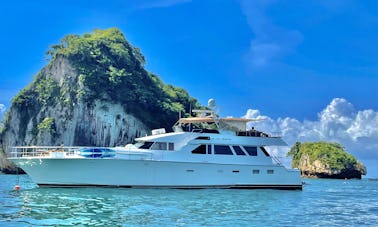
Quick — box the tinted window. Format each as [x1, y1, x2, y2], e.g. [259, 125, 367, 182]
[214, 145, 233, 155]
[139, 142, 153, 149]
[192, 145, 207, 154]
[244, 146, 257, 156]
[195, 136, 210, 140]
[253, 169, 260, 174]
[169, 143, 174, 151]
[151, 142, 167, 150]
[267, 170, 274, 174]
[207, 145, 212, 154]
[233, 146, 246, 155]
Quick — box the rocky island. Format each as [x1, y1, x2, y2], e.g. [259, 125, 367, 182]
[287, 141, 366, 179]
[0, 28, 200, 173]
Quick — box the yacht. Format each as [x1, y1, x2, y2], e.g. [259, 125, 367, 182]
[8, 100, 302, 190]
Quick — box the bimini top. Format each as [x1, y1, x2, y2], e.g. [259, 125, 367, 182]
[175, 109, 264, 132]
[178, 117, 215, 124]
[178, 117, 254, 124]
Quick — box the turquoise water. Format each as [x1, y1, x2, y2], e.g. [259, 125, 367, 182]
[1, 175, 377, 226]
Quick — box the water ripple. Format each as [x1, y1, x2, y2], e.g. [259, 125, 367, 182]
[1, 175, 377, 226]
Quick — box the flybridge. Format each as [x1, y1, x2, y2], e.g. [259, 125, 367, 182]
[174, 98, 267, 133]
[174, 109, 269, 137]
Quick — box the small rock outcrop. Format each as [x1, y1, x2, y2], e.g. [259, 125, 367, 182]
[287, 142, 367, 179]
[0, 28, 199, 173]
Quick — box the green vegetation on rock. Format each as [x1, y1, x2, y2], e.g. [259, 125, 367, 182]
[37, 117, 56, 132]
[287, 141, 366, 179]
[11, 28, 199, 131]
[1, 28, 202, 172]
[47, 28, 198, 128]
[288, 141, 356, 170]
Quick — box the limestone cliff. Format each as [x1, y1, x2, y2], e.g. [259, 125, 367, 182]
[0, 28, 199, 172]
[288, 142, 367, 179]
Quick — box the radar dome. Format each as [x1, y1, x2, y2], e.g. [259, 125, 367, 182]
[208, 99, 216, 109]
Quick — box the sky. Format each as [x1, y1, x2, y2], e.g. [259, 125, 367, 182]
[0, 0, 377, 177]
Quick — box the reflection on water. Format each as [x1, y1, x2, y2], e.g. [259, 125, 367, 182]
[1, 175, 378, 226]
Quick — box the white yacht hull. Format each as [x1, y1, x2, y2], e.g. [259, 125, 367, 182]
[11, 158, 302, 189]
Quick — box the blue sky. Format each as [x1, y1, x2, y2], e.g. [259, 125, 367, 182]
[0, 0, 377, 177]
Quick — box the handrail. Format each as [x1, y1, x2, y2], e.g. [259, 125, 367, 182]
[269, 132, 283, 137]
[8, 146, 115, 158]
[271, 154, 283, 166]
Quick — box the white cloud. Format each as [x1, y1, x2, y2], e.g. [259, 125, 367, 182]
[243, 98, 378, 176]
[240, 0, 303, 67]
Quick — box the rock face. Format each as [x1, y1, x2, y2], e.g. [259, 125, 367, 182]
[288, 142, 367, 179]
[0, 28, 199, 172]
[0, 56, 149, 171]
[297, 153, 366, 179]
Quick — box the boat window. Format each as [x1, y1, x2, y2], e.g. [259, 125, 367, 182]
[244, 146, 257, 156]
[192, 145, 207, 154]
[267, 170, 274, 174]
[139, 142, 154, 149]
[214, 145, 233, 155]
[207, 144, 212, 154]
[260, 146, 270, 157]
[169, 143, 174, 151]
[233, 146, 246, 155]
[253, 169, 260, 174]
[195, 136, 210, 140]
[202, 129, 219, 134]
[151, 142, 167, 150]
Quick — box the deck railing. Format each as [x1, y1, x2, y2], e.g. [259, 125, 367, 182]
[268, 131, 283, 137]
[8, 146, 112, 158]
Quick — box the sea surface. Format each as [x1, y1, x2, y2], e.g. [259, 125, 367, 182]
[0, 174, 377, 226]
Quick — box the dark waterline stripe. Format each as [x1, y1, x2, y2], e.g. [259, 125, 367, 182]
[37, 184, 302, 190]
